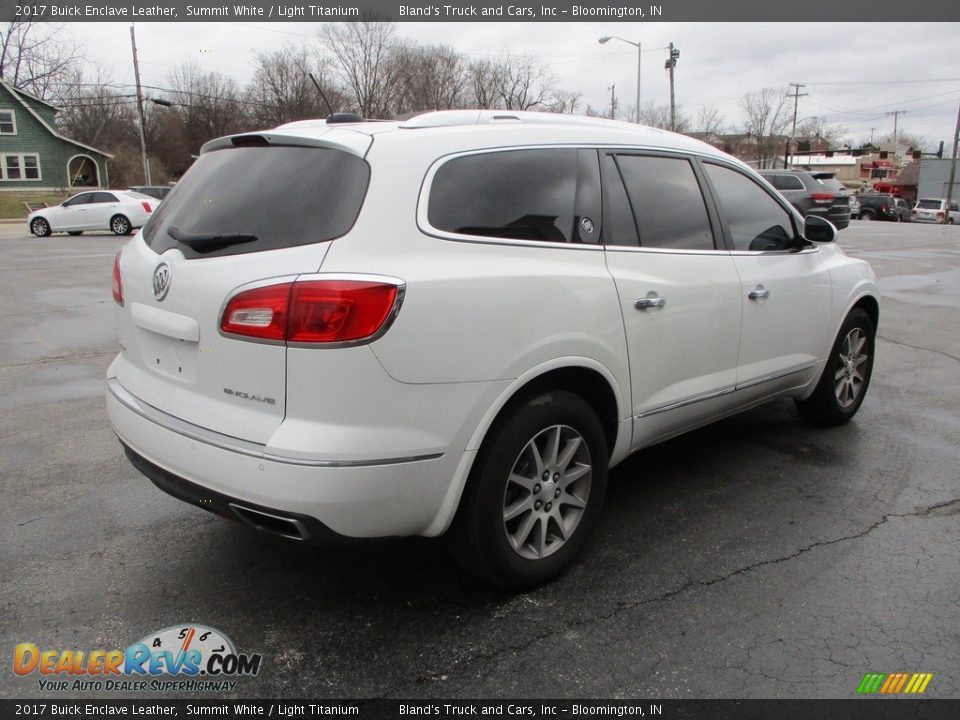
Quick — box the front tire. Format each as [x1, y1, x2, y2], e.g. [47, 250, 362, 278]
[110, 214, 132, 235]
[30, 217, 52, 237]
[796, 308, 875, 426]
[447, 390, 608, 590]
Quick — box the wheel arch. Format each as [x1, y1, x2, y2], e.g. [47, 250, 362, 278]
[424, 358, 630, 537]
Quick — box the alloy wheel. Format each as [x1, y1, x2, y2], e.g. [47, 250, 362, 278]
[501, 424, 592, 560]
[834, 327, 869, 409]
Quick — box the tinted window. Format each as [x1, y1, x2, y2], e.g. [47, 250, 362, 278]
[429, 149, 578, 243]
[600, 153, 638, 246]
[769, 174, 804, 191]
[705, 163, 797, 252]
[615, 155, 715, 250]
[93, 192, 119, 203]
[143, 146, 370, 258]
[63, 194, 93, 207]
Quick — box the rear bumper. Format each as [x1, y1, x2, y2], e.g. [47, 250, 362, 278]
[106, 377, 458, 540]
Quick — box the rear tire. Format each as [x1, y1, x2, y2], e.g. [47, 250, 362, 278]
[110, 214, 132, 235]
[30, 217, 52, 237]
[447, 390, 608, 590]
[861, 211, 874, 221]
[796, 308, 875, 426]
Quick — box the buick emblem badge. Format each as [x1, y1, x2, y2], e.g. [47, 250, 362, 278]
[152, 262, 171, 301]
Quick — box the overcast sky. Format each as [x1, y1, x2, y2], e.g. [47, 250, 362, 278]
[68, 21, 960, 149]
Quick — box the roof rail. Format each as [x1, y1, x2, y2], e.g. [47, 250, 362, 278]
[400, 109, 648, 131]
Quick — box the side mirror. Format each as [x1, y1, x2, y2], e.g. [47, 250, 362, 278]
[803, 215, 837, 244]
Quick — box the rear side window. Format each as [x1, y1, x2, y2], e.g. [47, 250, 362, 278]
[613, 154, 715, 250]
[428, 149, 578, 243]
[143, 146, 370, 258]
[768, 174, 804, 191]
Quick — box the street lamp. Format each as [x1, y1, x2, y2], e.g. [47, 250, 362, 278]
[599, 35, 641, 124]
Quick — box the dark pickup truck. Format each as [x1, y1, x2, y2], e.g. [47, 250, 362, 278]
[856, 194, 911, 222]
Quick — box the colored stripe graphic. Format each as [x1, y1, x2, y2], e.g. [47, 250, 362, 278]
[857, 672, 932, 695]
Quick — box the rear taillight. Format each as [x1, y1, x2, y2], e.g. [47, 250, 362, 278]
[220, 279, 400, 344]
[936, 211, 944, 218]
[112, 250, 123, 306]
[810, 192, 835, 203]
[141, 201, 153, 213]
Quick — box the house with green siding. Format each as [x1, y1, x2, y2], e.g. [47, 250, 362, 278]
[0, 80, 113, 191]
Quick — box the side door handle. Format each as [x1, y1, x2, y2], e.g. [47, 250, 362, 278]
[748, 285, 770, 301]
[634, 294, 666, 311]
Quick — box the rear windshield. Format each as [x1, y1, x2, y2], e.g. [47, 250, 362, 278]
[815, 177, 846, 192]
[916, 199, 941, 209]
[142, 145, 369, 258]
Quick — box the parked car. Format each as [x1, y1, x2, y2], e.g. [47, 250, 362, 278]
[28, 190, 160, 237]
[128, 185, 174, 201]
[912, 198, 959, 224]
[856, 193, 910, 222]
[107, 110, 879, 589]
[759, 169, 851, 230]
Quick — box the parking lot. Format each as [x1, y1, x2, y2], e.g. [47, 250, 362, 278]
[2, 220, 958, 699]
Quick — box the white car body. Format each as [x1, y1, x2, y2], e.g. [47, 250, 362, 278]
[28, 190, 159, 236]
[912, 198, 959, 224]
[106, 111, 879, 585]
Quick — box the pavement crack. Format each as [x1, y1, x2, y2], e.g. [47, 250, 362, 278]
[371, 497, 960, 697]
[878, 335, 960, 364]
[0, 350, 116, 369]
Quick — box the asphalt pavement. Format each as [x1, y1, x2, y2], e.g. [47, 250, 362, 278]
[1, 220, 958, 700]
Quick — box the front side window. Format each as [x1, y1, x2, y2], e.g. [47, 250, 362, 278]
[428, 149, 578, 243]
[613, 154, 715, 251]
[705, 163, 797, 252]
[0, 110, 15, 134]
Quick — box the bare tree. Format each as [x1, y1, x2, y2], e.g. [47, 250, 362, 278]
[320, 22, 405, 118]
[796, 117, 847, 147]
[467, 59, 499, 109]
[696, 104, 724, 137]
[247, 44, 341, 126]
[543, 89, 583, 115]
[393, 43, 468, 114]
[0, 21, 83, 100]
[494, 53, 556, 111]
[638, 101, 691, 132]
[740, 87, 790, 168]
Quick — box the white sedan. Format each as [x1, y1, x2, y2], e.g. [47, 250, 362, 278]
[28, 190, 160, 237]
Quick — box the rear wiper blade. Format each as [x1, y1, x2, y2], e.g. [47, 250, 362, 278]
[167, 225, 257, 248]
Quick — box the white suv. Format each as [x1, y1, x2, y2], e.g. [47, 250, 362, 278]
[107, 110, 879, 589]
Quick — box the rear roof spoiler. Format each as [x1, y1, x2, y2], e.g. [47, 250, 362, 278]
[200, 128, 373, 158]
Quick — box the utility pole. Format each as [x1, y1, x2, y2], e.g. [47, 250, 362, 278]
[943, 100, 959, 225]
[785, 82, 807, 169]
[886, 110, 906, 147]
[868, 127, 876, 145]
[129, 24, 150, 185]
[665, 43, 680, 131]
[608, 84, 617, 120]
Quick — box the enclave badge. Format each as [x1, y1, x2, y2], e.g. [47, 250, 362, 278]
[152, 262, 171, 301]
